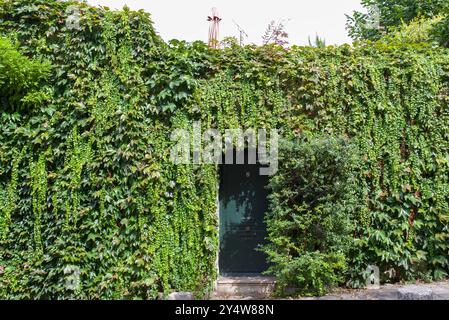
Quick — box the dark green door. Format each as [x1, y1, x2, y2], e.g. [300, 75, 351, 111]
[219, 160, 269, 275]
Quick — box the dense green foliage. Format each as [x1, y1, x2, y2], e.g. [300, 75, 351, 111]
[369, 16, 440, 47]
[0, 36, 49, 245]
[0, 0, 448, 298]
[0, 37, 50, 109]
[347, 0, 449, 41]
[264, 136, 358, 296]
[433, 13, 449, 47]
[280, 43, 449, 289]
[346, 0, 449, 49]
[0, 0, 217, 299]
[192, 41, 449, 294]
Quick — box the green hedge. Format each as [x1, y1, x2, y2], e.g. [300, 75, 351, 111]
[0, 0, 448, 298]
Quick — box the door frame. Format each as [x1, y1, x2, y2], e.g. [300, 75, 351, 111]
[216, 160, 270, 278]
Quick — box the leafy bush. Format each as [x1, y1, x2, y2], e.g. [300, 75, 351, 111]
[433, 12, 449, 47]
[263, 136, 359, 296]
[380, 16, 443, 46]
[0, 36, 50, 110]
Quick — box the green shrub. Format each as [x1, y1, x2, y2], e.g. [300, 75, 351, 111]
[433, 13, 449, 47]
[263, 136, 359, 296]
[0, 36, 50, 110]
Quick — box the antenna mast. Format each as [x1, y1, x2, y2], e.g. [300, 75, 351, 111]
[208, 7, 222, 48]
[233, 20, 248, 46]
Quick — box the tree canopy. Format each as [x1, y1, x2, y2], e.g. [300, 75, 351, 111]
[347, 0, 449, 44]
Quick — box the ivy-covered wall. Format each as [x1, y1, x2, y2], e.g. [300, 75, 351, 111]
[200, 43, 449, 293]
[278, 44, 449, 291]
[0, 0, 218, 299]
[0, 0, 448, 298]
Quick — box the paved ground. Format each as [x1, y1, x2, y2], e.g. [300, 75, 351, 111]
[215, 280, 449, 300]
[306, 280, 449, 300]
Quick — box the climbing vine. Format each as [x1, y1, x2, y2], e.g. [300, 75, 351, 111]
[30, 151, 48, 258]
[0, 147, 26, 241]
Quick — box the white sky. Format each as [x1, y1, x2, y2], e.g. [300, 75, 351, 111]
[86, 0, 365, 46]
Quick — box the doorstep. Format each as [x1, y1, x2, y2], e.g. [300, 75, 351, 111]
[213, 276, 276, 299]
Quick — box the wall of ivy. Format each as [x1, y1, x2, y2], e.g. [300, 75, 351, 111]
[0, 0, 448, 298]
[280, 44, 449, 291]
[0, 0, 218, 299]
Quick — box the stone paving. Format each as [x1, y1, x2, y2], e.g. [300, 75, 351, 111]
[307, 281, 449, 300]
[214, 280, 449, 300]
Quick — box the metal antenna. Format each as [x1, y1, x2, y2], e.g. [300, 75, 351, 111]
[233, 20, 248, 46]
[208, 7, 222, 48]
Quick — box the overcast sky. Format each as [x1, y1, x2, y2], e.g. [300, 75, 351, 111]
[86, 0, 365, 46]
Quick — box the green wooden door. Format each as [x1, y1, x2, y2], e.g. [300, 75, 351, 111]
[219, 161, 269, 275]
